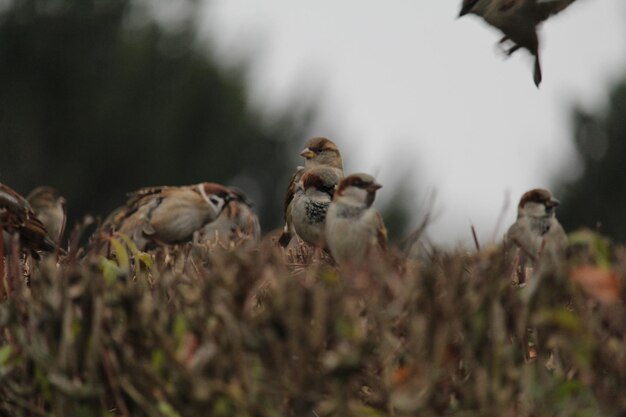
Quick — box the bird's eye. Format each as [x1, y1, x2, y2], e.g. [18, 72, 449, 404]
[209, 196, 222, 206]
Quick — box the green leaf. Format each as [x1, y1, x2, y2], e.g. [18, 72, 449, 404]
[138, 252, 155, 270]
[118, 233, 144, 272]
[117, 233, 139, 257]
[110, 237, 130, 270]
[157, 401, 182, 417]
[0, 345, 12, 366]
[173, 315, 188, 343]
[534, 308, 581, 333]
[99, 256, 120, 285]
[151, 349, 165, 374]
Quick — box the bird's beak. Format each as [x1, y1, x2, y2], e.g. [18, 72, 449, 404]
[367, 182, 382, 192]
[226, 192, 237, 203]
[458, 4, 472, 17]
[300, 148, 316, 159]
[546, 197, 560, 208]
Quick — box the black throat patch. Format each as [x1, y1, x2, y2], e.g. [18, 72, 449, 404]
[305, 201, 329, 224]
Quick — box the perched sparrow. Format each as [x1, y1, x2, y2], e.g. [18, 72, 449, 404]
[194, 188, 261, 247]
[27, 186, 66, 244]
[325, 173, 388, 266]
[290, 166, 342, 248]
[505, 188, 567, 282]
[459, 0, 579, 86]
[1, 182, 57, 256]
[278, 137, 343, 247]
[109, 183, 234, 251]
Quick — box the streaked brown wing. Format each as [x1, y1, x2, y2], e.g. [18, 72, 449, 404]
[125, 185, 171, 208]
[283, 168, 304, 221]
[1, 183, 54, 252]
[375, 211, 388, 252]
[17, 215, 54, 252]
[100, 205, 130, 233]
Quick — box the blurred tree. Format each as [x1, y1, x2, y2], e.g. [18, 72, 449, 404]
[556, 79, 626, 241]
[0, 0, 314, 231]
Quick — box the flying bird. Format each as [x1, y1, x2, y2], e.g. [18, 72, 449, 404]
[459, 0, 579, 86]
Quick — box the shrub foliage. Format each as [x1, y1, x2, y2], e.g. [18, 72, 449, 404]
[0, 235, 625, 417]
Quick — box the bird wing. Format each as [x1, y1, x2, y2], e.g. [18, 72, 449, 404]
[125, 185, 172, 209]
[278, 167, 305, 247]
[283, 167, 304, 221]
[0, 183, 54, 253]
[375, 211, 388, 252]
[533, 0, 578, 21]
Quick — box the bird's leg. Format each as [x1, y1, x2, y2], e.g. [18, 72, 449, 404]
[506, 43, 522, 56]
[496, 36, 521, 57]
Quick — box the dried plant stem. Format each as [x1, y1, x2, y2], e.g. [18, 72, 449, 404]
[471, 225, 481, 251]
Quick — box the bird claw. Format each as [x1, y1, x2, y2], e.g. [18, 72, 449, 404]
[495, 37, 521, 58]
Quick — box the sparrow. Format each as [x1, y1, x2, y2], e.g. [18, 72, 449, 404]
[505, 188, 568, 282]
[107, 183, 235, 251]
[325, 173, 388, 266]
[290, 165, 342, 248]
[278, 137, 343, 247]
[1, 182, 57, 257]
[194, 187, 261, 247]
[459, 0, 579, 86]
[27, 186, 67, 244]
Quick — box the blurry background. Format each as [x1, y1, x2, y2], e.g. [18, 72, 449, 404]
[0, 0, 625, 245]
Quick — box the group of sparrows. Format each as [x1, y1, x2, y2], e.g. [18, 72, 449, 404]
[1, 0, 585, 268]
[2, 136, 568, 272]
[458, 0, 580, 86]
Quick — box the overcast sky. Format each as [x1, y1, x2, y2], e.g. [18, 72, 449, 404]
[200, 0, 626, 245]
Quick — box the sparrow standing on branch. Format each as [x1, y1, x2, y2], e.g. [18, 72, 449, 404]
[107, 183, 234, 251]
[459, 0, 579, 86]
[194, 188, 261, 247]
[27, 186, 67, 244]
[505, 188, 568, 282]
[279, 137, 343, 247]
[325, 173, 387, 266]
[1, 183, 57, 257]
[290, 166, 342, 248]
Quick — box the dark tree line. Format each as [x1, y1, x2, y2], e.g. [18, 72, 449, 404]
[0, 0, 313, 231]
[556, 78, 626, 241]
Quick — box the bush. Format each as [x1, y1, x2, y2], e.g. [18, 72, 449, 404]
[0, 235, 625, 417]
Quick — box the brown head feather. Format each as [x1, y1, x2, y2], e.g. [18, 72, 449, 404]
[518, 188, 554, 209]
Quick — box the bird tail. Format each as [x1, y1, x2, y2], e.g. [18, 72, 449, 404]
[533, 55, 542, 87]
[278, 230, 292, 248]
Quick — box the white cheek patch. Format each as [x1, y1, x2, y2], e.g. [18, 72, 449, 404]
[199, 184, 226, 214]
[343, 186, 368, 204]
[207, 195, 226, 215]
[524, 202, 547, 217]
[211, 198, 225, 214]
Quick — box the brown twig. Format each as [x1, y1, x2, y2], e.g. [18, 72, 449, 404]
[471, 225, 481, 251]
[101, 347, 131, 417]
